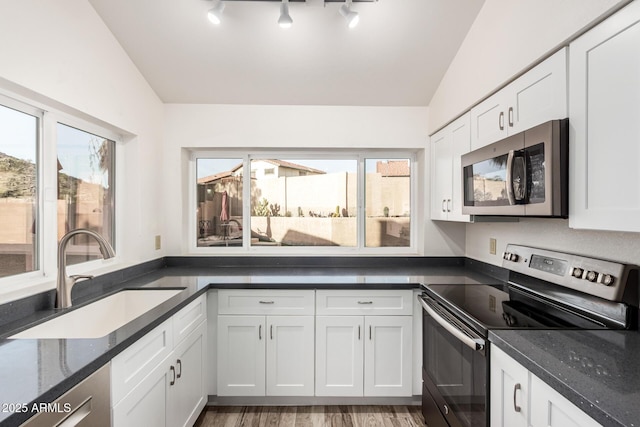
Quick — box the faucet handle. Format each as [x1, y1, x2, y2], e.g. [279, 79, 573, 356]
[69, 274, 94, 284]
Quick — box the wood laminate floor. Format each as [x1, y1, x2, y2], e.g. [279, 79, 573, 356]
[194, 405, 425, 427]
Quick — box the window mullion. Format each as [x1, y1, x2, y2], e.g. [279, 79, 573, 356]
[40, 112, 58, 278]
[357, 154, 365, 249]
[242, 154, 251, 250]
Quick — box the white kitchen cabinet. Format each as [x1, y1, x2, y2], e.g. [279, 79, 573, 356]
[169, 321, 208, 427]
[112, 294, 208, 427]
[430, 112, 471, 222]
[315, 290, 413, 398]
[470, 48, 567, 150]
[217, 315, 315, 397]
[490, 345, 529, 427]
[217, 290, 316, 397]
[569, 1, 640, 232]
[315, 315, 364, 396]
[266, 315, 315, 396]
[364, 315, 412, 396]
[491, 346, 601, 427]
[217, 315, 266, 396]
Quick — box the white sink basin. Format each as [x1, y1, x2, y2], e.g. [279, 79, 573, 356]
[10, 289, 183, 339]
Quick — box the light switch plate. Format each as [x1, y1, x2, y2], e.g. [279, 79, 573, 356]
[155, 235, 161, 250]
[489, 238, 497, 255]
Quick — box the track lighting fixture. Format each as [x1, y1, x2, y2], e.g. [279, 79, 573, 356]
[339, 1, 359, 29]
[207, 0, 225, 25]
[278, 0, 293, 29]
[204, 0, 370, 28]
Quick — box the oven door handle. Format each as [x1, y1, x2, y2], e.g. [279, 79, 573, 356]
[419, 296, 485, 352]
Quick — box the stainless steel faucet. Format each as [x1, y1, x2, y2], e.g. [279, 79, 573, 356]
[56, 229, 116, 309]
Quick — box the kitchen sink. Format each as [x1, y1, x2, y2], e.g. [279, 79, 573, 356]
[10, 289, 184, 339]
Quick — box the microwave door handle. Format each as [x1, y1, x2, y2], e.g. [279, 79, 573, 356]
[418, 296, 485, 352]
[505, 149, 516, 205]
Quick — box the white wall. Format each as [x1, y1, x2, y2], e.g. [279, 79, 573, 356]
[0, 0, 164, 299]
[164, 104, 466, 256]
[428, 0, 627, 133]
[467, 220, 640, 266]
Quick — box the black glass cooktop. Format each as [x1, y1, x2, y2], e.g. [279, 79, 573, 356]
[423, 283, 607, 335]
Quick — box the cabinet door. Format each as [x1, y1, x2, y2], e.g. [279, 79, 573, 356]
[364, 316, 412, 396]
[448, 113, 471, 221]
[569, 1, 640, 232]
[470, 90, 509, 150]
[169, 321, 207, 427]
[529, 374, 602, 427]
[315, 316, 364, 396]
[490, 346, 528, 427]
[266, 316, 315, 396]
[509, 48, 567, 134]
[430, 126, 452, 221]
[112, 356, 171, 427]
[217, 315, 266, 396]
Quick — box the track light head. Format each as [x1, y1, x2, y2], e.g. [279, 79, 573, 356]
[339, 4, 359, 29]
[207, 0, 225, 25]
[278, 2, 293, 29]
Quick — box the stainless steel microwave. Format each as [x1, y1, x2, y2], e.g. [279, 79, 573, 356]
[461, 119, 568, 217]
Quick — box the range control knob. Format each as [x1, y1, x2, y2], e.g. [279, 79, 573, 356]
[509, 253, 519, 262]
[586, 271, 598, 282]
[571, 267, 584, 278]
[601, 274, 615, 286]
[503, 252, 511, 260]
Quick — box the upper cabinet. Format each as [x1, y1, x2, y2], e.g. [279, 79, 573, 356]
[430, 112, 471, 222]
[569, 1, 640, 232]
[470, 48, 568, 150]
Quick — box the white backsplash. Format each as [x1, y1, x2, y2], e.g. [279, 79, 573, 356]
[466, 218, 640, 266]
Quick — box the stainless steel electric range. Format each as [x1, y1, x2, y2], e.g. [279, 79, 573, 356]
[418, 244, 639, 427]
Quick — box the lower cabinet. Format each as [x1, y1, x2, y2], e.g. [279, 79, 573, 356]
[491, 346, 601, 427]
[112, 295, 207, 427]
[217, 315, 315, 397]
[315, 315, 413, 397]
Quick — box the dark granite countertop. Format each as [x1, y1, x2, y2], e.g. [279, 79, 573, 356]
[490, 329, 640, 427]
[0, 263, 498, 426]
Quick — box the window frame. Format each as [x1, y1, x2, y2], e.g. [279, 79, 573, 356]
[0, 91, 123, 295]
[189, 149, 418, 255]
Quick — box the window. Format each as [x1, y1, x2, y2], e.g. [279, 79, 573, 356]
[0, 92, 119, 286]
[0, 102, 39, 278]
[57, 124, 115, 266]
[193, 152, 415, 252]
[365, 159, 411, 247]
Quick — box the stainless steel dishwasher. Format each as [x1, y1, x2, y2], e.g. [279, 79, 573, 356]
[20, 363, 111, 427]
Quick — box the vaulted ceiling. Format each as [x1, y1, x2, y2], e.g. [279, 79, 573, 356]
[88, 0, 485, 106]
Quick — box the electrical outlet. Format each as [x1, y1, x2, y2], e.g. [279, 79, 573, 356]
[155, 235, 161, 250]
[489, 238, 497, 255]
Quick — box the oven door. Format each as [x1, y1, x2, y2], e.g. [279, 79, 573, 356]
[419, 295, 488, 427]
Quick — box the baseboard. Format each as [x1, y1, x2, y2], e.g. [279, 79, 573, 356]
[207, 395, 422, 406]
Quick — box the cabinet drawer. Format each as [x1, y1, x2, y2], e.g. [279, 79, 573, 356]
[111, 319, 173, 405]
[218, 290, 315, 315]
[316, 290, 413, 315]
[173, 294, 206, 345]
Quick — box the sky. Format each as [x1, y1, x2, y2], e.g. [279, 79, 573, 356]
[0, 102, 111, 187]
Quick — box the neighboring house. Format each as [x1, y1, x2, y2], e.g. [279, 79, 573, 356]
[376, 160, 410, 177]
[234, 159, 326, 180]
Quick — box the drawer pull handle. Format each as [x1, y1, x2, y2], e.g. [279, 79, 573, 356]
[270, 325, 273, 340]
[259, 300, 275, 304]
[176, 359, 182, 379]
[259, 324, 262, 340]
[369, 325, 372, 340]
[358, 325, 361, 340]
[357, 301, 373, 305]
[170, 366, 176, 386]
[513, 383, 522, 412]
